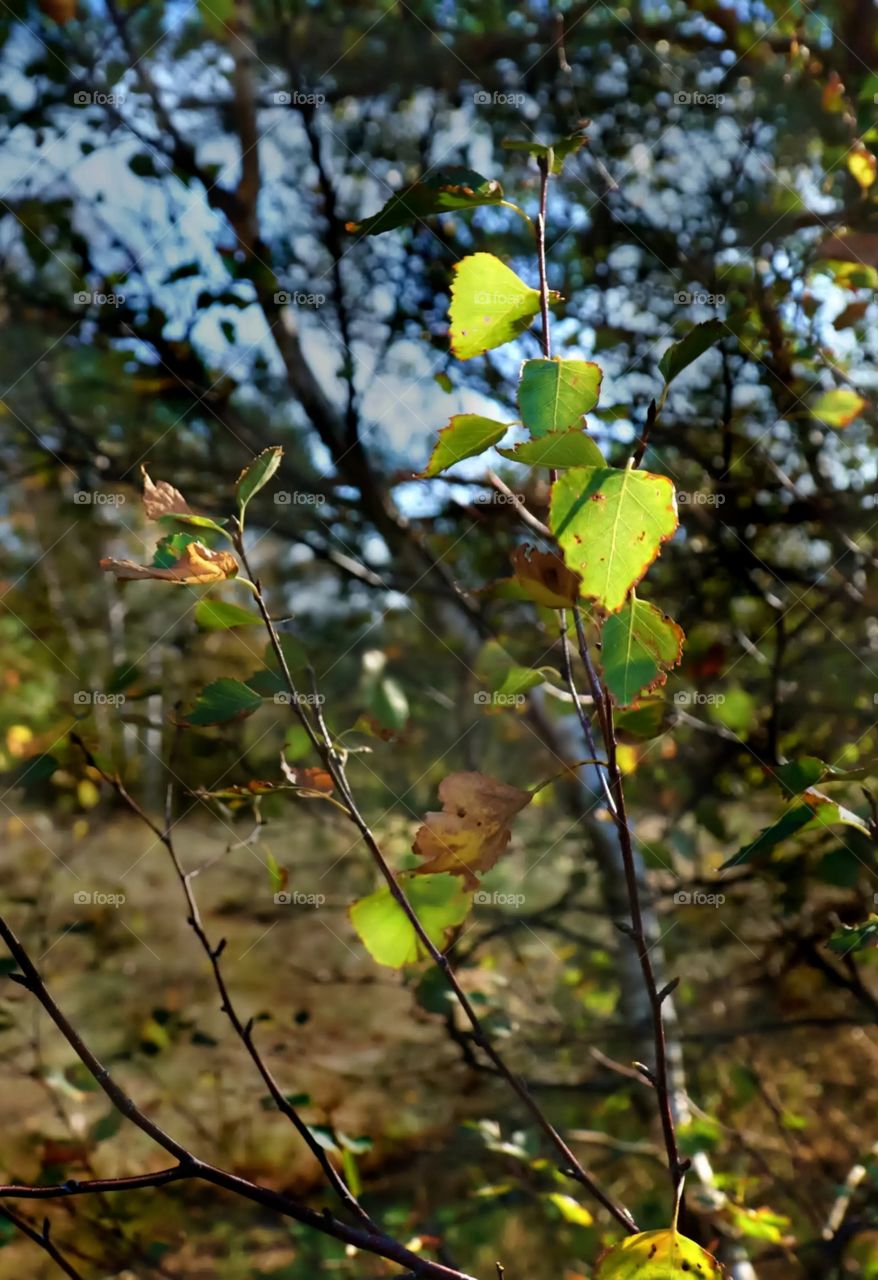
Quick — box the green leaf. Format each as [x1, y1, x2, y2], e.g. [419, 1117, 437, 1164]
[350, 873, 472, 968]
[342, 1147, 362, 1197]
[659, 319, 725, 386]
[827, 915, 878, 954]
[418, 414, 509, 478]
[152, 531, 199, 568]
[89, 1110, 123, 1143]
[501, 131, 587, 175]
[236, 446, 284, 513]
[549, 466, 679, 613]
[770, 756, 867, 797]
[368, 675, 409, 731]
[195, 599, 261, 630]
[158, 512, 229, 536]
[600, 597, 685, 706]
[11, 753, 59, 787]
[518, 358, 602, 436]
[722, 793, 871, 868]
[347, 168, 503, 236]
[497, 428, 604, 469]
[595, 1229, 723, 1279]
[179, 678, 263, 727]
[615, 697, 669, 740]
[449, 253, 556, 361]
[809, 388, 868, 427]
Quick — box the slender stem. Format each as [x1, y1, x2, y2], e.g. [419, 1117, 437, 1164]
[232, 530, 638, 1234]
[0, 914, 476, 1280]
[535, 157, 553, 360]
[70, 734, 372, 1229]
[0, 1206, 85, 1280]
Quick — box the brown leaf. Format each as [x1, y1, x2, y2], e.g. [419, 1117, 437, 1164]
[141, 467, 193, 520]
[815, 232, 878, 267]
[412, 771, 532, 888]
[280, 757, 335, 794]
[100, 542, 239, 584]
[510, 544, 582, 608]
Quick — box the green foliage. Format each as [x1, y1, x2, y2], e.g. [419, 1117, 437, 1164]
[600, 598, 684, 707]
[518, 358, 602, 436]
[348, 168, 503, 235]
[179, 678, 264, 727]
[449, 253, 554, 360]
[236, 446, 284, 514]
[418, 414, 509, 477]
[349, 874, 471, 968]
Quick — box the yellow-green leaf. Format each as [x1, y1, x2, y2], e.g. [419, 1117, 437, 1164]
[497, 428, 604, 469]
[350, 873, 472, 968]
[601, 597, 685, 706]
[594, 1228, 724, 1278]
[449, 253, 557, 361]
[518, 358, 602, 436]
[418, 414, 509, 478]
[550, 466, 678, 613]
[809, 388, 868, 427]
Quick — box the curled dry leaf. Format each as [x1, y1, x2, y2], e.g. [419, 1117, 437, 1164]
[280, 758, 335, 795]
[412, 771, 532, 888]
[511, 544, 581, 608]
[100, 541, 239, 584]
[141, 466, 193, 520]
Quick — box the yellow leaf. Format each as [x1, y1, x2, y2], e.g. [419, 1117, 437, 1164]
[594, 1228, 724, 1278]
[848, 146, 877, 190]
[100, 542, 239, 585]
[412, 772, 532, 888]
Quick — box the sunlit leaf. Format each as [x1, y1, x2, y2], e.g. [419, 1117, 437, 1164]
[600, 597, 684, 707]
[236, 446, 284, 512]
[498, 428, 604, 469]
[594, 1228, 723, 1278]
[550, 466, 678, 613]
[546, 1193, 594, 1227]
[809, 388, 868, 427]
[518, 358, 602, 436]
[350, 873, 472, 968]
[101, 542, 239, 585]
[450, 253, 556, 360]
[827, 915, 878, 955]
[412, 772, 532, 887]
[418, 414, 509, 478]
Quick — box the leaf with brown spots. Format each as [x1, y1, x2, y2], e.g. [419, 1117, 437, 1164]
[594, 1228, 725, 1278]
[412, 772, 532, 888]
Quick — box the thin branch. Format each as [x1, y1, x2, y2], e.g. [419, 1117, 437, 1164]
[0, 1206, 85, 1280]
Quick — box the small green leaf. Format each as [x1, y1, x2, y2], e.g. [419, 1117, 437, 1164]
[501, 131, 587, 175]
[195, 599, 261, 630]
[827, 915, 878, 954]
[450, 253, 556, 361]
[546, 1192, 593, 1227]
[518, 358, 602, 436]
[497, 428, 604, 469]
[342, 1147, 362, 1197]
[810, 388, 868, 427]
[418, 414, 509, 478]
[550, 467, 678, 613]
[236, 446, 284, 513]
[368, 676, 409, 732]
[659, 319, 725, 386]
[152, 532, 199, 568]
[350, 873, 472, 968]
[179, 678, 263, 727]
[89, 1110, 123, 1143]
[348, 168, 503, 236]
[723, 793, 871, 868]
[601, 598, 685, 706]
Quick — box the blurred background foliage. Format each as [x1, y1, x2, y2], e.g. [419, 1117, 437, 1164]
[2, 0, 878, 1276]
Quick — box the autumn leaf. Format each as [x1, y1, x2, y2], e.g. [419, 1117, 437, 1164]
[141, 467, 193, 520]
[412, 772, 532, 888]
[594, 1227, 724, 1278]
[510, 545, 581, 608]
[280, 758, 334, 794]
[100, 541, 239, 584]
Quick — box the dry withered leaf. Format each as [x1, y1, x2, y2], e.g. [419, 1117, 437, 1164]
[100, 542, 239, 584]
[412, 771, 532, 888]
[280, 759, 335, 794]
[141, 467, 193, 520]
[511, 544, 581, 608]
